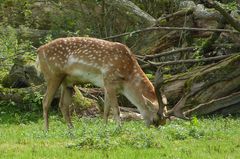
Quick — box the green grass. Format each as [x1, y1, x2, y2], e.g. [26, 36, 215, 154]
[0, 104, 240, 159]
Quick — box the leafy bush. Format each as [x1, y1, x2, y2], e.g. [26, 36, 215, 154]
[0, 25, 36, 81]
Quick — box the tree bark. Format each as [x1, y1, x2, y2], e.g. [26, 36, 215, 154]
[105, 0, 156, 26]
[201, 0, 240, 32]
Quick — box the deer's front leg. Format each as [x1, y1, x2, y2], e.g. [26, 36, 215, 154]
[103, 85, 120, 124]
[43, 76, 64, 131]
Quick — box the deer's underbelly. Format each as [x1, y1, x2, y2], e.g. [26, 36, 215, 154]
[64, 67, 104, 87]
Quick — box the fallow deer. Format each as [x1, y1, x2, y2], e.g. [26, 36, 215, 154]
[36, 37, 167, 131]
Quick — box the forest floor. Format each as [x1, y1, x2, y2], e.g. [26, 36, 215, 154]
[0, 104, 240, 159]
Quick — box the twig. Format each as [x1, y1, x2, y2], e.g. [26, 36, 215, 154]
[103, 26, 240, 40]
[137, 43, 240, 61]
[136, 56, 148, 64]
[142, 47, 197, 60]
[155, 8, 194, 26]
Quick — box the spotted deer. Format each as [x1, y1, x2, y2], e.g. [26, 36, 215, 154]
[36, 37, 167, 131]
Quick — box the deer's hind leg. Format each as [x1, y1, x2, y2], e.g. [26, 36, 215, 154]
[59, 83, 74, 129]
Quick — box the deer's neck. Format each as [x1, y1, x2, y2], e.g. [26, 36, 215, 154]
[122, 68, 157, 115]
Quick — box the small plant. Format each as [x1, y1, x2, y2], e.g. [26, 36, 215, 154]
[146, 73, 154, 80]
[22, 91, 43, 111]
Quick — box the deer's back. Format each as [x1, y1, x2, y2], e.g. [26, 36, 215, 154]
[37, 37, 137, 86]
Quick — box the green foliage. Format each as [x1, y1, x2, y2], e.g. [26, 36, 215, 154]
[22, 91, 43, 111]
[192, 38, 207, 59]
[146, 73, 154, 80]
[0, 25, 36, 80]
[0, 0, 35, 27]
[0, 101, 40, 124]
[221, 1, 238, 11]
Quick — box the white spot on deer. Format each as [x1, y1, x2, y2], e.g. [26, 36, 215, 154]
[68, 55, 78, 65]
[136, 73, 141, 77]
[54, 63, 60, 67]
[78, 59, 85, 64]
[93, 63, 98, 67]
[102, 67, 109, 74]
[83, 50, 89, 55]
[135, 82, 140, 86]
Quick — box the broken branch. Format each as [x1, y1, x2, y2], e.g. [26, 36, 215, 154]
[103, 26, 240, 40]
[140, 47, 197, 60]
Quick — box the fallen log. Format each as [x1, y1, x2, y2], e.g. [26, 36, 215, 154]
[164, 55, 240, 117]
[184, 91, 240, 116]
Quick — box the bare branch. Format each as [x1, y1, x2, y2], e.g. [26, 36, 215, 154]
[103, 26, 240, 40]
[147, 54, 232, 66]
[155, 7, 194, 26]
